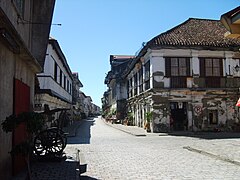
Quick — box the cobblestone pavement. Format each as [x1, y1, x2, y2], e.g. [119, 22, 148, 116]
[65, 117, 240, 180]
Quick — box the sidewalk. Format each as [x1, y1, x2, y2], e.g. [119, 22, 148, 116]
[104, 121, 147, 136]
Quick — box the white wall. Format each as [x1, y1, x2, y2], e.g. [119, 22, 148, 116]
[37, 43, 72, 104]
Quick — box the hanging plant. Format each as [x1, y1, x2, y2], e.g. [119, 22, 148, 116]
[2, 112, 44, 134]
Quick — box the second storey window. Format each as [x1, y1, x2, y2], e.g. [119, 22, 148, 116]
[165, 57, 190, 88]
[134, 73, 138, 96]
[139, 67, 143, 93]
[128, 78, 133, 98]
[54, 62, 58, 81]
[59, 70, 62, 86]
[145, 61, 150, 90]
[200, 58, 223, 88]
[64, 75, 66, 89]
[205, 58, 221, 76]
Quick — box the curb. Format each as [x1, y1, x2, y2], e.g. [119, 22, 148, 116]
[103, 120, 146, 136]
[183, 146, 240, 166]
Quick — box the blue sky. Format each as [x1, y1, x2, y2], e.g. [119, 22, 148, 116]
[50, 1, 239, 107]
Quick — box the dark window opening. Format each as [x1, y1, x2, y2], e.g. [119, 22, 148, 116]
[139, 67, 143, 93]
[209, 110, 218, 124]
[145, 61, 150, 90]
[54, 62, 58, 81]
[134, 73, 137, 96]
[64, 75, 66, 89]
[59, 70, 62, 86]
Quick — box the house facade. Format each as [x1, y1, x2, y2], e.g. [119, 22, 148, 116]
[104, 55, 135, 120]
[35, 38, 73, 111]
[104, 18, 240, 133]
[72, 72, 83, 120]
[0, 1, 55, 178]
[84, 96, 93, 117]
[126, 18, 240, 132]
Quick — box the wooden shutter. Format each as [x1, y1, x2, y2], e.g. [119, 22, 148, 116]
[220, 59, 223, 76]
[165, 57, 171, 77]
[186, 58, 190, 76]
[199, 58, 205, 77]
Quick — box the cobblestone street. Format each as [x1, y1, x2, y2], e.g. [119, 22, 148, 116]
[65, 117, 240, 179]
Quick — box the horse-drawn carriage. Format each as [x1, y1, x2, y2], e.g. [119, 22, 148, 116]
[33, 108, 70, 158]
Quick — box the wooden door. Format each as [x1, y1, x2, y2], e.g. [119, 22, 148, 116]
[12, 79, 30, 175]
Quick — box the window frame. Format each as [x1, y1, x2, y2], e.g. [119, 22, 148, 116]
[200, 58, 223, 88]
[165, 57, 190, 88]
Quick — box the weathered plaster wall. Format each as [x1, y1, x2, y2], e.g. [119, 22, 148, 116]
[0, 42, 14, 180]
[0, 0, 32, 48]
[0, 42, 36, 179]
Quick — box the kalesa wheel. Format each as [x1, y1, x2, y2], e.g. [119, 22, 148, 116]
[33, 128, 65, 157]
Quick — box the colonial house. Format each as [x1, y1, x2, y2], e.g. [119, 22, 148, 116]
[79, 91, 93, 118]
[104, 55, 135, 120]
[84, 96, 93, 117]
[0, 1, 55, 178]
[91, 103, 101, 116]
[102, 90, 111, 117]
[125, 18, 240, 133]
[102, 18, 240, 132]
[72, 72, 83, 120]
[35, 37, 73, 111]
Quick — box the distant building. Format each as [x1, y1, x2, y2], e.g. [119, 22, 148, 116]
[72, 72, 83, 120]
[104, 55, 135, 120]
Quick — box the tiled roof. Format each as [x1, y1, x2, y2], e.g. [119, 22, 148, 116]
[147, 18, 240, 50]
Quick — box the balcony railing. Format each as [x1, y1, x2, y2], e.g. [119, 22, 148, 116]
[171, 77, 187, 88]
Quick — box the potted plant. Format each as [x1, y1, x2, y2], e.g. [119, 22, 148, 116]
[144, 111, 152, 132]
[1, 112, 44, 179]
[124, 112, 133, 126]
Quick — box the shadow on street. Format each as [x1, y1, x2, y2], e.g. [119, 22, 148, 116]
[67, 118, 96, 144]
[13, 161, 80, 179]
[79, 175, 99, 180]
[167, 131, 240, 139]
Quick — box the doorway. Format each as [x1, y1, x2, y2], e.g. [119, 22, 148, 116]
[170, 102, 188, 131]
[13, 79, 30, 175]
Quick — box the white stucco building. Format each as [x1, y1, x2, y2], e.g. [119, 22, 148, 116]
[35, 38, 73, 111]
[126, 18, 240, 132]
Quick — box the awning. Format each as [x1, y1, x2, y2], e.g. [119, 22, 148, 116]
[236, 98, 240, 107]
